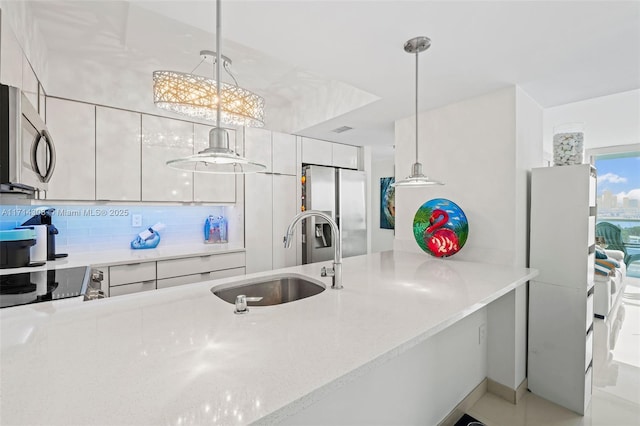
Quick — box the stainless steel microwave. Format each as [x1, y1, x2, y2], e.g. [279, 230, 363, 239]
[0, 84, 55, 198]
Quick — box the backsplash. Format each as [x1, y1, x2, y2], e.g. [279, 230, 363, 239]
[0, 204, 241, 253]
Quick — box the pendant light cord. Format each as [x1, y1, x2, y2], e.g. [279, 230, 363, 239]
[415, 51, 419, 163]
[215, 0, 222, 128]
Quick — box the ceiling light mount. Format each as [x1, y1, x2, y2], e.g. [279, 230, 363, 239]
[393, 36, 443, 188]
[404, 36, 431, 54]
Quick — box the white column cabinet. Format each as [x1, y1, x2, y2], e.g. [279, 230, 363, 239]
[528, 164, 596, 415]
[272, 174, 298, 269]
[272, 132, 297, 175]
[245, 127, 272, 173]
[245, 173, 273, 274]
[96, 107, 141, 201]
[45, 98, 96, 200]
[141, 115, 193, 202]
[193, 124, 236, 203]
[245, 129, 299, 272]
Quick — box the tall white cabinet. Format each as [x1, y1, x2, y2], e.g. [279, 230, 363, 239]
[245, 129, 299, 273]
[528, 164, 596, 415]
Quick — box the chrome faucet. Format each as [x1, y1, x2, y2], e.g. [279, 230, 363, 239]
[283, 210, 343, 289]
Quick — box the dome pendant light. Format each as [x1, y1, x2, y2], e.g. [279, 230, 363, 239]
[165, 0, 266, 174]
[392, 36, 443, 187]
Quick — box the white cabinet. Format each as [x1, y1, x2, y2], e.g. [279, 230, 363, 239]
[332, 143, 359, 169]
[141, 115, 193, 202]
[301, 137, 333, 166]
[272, 174, 298, 269]
[301, 136, 359, 169]
[528, 164, 596, 415]
[96, 107, 141, 201]
[107, 251, 246, 296]
[45, 98, 96, 200]
[272, 132, 297, 175]
[245, 174, 299, 272]
[156, 251, 245, 278]
[108, 261, 157, 297]
[245, 173, 273, 273]
[245, 130, 299, 273]
[193, 124, 236, 203]
[156, 252, 245, 289]
[245, 127, 272, 172]
[157, 268, 245, 289]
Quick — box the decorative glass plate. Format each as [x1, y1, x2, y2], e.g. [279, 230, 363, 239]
[413, 198, 468, 257]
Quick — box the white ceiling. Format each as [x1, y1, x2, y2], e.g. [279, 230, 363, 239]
[23, 1, 640, 151]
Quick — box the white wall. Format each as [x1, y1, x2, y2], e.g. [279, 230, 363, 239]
[543, 89, 640, 155]
[393, 85, 544, 392]
[370, 154, 395, 253]
[394, 87, 518, 264]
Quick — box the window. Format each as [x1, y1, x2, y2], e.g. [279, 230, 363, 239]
[594, 151, 640, 277]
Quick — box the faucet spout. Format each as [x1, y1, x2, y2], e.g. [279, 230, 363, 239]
[283, 210, 343, 289]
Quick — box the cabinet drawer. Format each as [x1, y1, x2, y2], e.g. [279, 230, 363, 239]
[157, 267, 245, 289]
[157, 252, 245, 279]
[585, 328, 593, 372]
[109, 280, 156, 297]
[110, 262, 156, 285]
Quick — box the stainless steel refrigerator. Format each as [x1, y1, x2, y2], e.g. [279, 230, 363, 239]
[302, 165, 367, 264]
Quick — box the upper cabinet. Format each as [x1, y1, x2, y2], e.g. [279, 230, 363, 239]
[45, 98, 96, 200]
[332, 143, 359, 169]
[272, 132, 297, 175]
[301, 137, 333, 166]
[193, 124, 236, 203]
[96, 107, 141, 201]
[301, 137, 359, 170]
[141, 115, 193, 202]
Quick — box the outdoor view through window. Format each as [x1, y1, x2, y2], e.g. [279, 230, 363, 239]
[595, 153, 640, 277]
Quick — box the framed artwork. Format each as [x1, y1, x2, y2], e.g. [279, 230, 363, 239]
[380, 177, 395, 229]
[413, 198, 468, 257]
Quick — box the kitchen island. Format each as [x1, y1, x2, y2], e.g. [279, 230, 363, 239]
[0, 250, 536, 425]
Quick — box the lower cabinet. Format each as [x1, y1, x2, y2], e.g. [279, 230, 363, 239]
[110, 280, 156, 297]
[106, 251, 246, 297]
[157, 267, 245, 289]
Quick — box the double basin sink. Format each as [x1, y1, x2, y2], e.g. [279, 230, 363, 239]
[211, 274, 325, 307]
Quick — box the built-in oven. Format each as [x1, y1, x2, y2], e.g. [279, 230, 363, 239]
[0, 83, 55, 198]
[0, 266, 104, 309]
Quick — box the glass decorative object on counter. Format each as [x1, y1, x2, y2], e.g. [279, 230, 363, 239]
[204, 215, 228, 244]
[553, 123, 584, 166]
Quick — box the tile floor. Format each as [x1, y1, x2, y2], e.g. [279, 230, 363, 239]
[467, 276, 640, 426]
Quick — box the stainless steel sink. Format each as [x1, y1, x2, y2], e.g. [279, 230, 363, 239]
[211, 274, 326, 306]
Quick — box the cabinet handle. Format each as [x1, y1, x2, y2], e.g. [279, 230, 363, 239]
[127, 263, 142, 266]
[200, 255, 212, 259]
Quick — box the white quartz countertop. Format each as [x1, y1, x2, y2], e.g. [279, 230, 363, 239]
[0, 243, 245, 275]
[0, 251, 537, 425]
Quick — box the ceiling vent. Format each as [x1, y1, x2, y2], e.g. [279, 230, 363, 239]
[331, 126, 353, 134]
